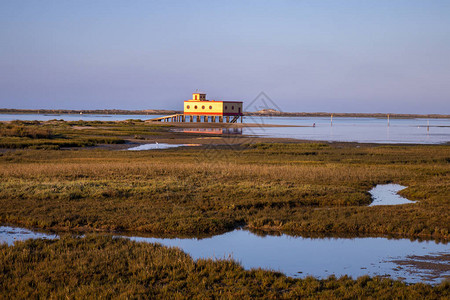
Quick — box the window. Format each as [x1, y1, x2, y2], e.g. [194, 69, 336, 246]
[187, 105, 190, 109]
[194, 105, 198, 109]
[202, 105, 205, 109]
[209, 105, 212, 109]
[225, 106, 228, 109]
[232, 106, 234, 110]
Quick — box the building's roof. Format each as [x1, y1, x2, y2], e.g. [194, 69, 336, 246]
[184, 100, 242, 103]
[185, 100, 212, 102]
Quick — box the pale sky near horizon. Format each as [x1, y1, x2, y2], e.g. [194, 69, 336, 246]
[0, 0, 449, 114]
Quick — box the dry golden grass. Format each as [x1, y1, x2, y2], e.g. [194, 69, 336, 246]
[1, 141, 449, 239]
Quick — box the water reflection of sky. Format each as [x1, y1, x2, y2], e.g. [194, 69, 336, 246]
[173, 127, 243, 135]
[1, 114, 449, 144]
[369, 184, 415, 206]
[0, 226, 58, 246]
[243, 116, 450, 144]
[127, 143, 200, 151]
[128, 230, 449, 284]
[1, 225, 448, 284]
[0, 114, 164, 122]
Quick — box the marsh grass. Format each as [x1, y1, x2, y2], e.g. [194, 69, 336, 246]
[0, 140, 449, 239]
[0, 120, 169, 149]
[0, 236, 448, 299]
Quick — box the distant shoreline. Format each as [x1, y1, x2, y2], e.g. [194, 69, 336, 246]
[0, 108, 449, 119]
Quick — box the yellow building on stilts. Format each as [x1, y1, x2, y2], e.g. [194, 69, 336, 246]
[150, 92, 243, 123]
[184, 92, 243, 123]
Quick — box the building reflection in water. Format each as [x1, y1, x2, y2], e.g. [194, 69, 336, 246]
[177, 127, 243, 135]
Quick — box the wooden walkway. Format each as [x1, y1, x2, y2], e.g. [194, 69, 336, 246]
[148, 114, 185, 122]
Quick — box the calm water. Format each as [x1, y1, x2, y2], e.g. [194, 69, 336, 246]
[243, 116, 450, 144]
[1, 225, 448, 284]
[1, 113, 449, 144]
[0, 113, 165, 122]
[369, 184, 415, 206]
[126, 230, 449, 284]
[127, 143, 201, 150]
[0, 226, 58, 245]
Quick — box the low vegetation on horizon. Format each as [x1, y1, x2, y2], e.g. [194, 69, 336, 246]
[1, 108, 450, 118]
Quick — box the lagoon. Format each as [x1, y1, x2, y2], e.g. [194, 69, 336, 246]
[244, 116, 450, 144]
[0, 113, 165, 122]
[1, 113, 449, 144]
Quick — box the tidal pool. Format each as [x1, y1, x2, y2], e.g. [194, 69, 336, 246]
[127, 143, 200, 150]
[0, 226, 58, 245]
[1, 225, 448, 284]
[125, 230, 449, 284]
[369, 184, 415, 206]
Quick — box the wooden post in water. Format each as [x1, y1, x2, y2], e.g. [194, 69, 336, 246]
[331, 114, 333, 127]
[427, 120, 430, 132]
[387, 114, 390, 127]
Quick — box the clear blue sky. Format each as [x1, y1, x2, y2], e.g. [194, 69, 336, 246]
[1, 0, 449, 113]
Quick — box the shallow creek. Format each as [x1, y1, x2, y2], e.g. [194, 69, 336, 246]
[1, 226, 448, 284]
[369, 184, 415, 206]
[1, 184, 447, 284]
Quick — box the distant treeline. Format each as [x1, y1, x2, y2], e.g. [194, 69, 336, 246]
[0, 108, 449, 118]
[247, 109, 450, 119]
